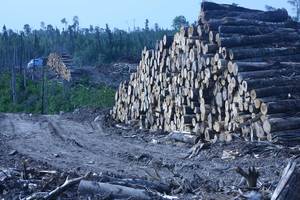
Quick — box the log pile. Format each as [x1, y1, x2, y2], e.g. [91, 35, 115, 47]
[47, 53, 71, 81]
[111, 2, 300, 144]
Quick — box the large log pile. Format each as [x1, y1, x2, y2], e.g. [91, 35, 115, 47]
[111, 2, 300, 144]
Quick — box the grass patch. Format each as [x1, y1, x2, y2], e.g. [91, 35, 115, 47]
[0, 72, 115, 114]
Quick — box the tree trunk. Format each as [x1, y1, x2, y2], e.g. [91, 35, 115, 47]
[11, 47, 17, 105]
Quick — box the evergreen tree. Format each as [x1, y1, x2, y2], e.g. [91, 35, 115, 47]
[172, 16, 189, 30]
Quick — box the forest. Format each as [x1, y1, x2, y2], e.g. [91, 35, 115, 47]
[0, 16, 188, 114]
[0, 17, 183, 68]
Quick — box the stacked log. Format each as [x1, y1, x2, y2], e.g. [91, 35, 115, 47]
[111, 2, 300, 144]
[47, 53, 71, 81]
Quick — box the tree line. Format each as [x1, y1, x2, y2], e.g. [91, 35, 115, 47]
[0, 16, 191, 71]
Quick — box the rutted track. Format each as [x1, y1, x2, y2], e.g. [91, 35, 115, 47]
[0, 113, 184, 176]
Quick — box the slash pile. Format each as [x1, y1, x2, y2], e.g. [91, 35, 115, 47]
[111, 2, 300, 144]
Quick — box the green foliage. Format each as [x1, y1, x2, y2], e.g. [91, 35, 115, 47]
[0, 72, 115, 114]
[172, 16, 189, 31]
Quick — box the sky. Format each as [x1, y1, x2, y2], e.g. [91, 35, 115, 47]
[0, 0, 294, 31]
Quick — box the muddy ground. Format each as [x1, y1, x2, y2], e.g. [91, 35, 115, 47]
[0, 109, 299, 199]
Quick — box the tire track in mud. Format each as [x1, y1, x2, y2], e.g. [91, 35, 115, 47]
[0, 113, 184, 178]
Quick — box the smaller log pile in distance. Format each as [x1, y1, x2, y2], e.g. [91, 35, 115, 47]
[111, 2, 300, 145]
[47, 53, 71, 81]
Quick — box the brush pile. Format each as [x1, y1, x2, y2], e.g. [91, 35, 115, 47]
[111, 2, 300, 144]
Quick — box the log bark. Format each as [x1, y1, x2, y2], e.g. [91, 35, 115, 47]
[218, 32, 300, 48]
[202, 9, 289, 23]
[271, 160, 300, 200]
[254, 86, 300, 98]
[218, 25, 279, 35]
[245, 75, 300, 90]
[167, 131, 199, 144]
[238, 68, 300, 81]
[78, 180, 152, 199]
[229, 47, 300, 60]
[263, 117, 300, 134]
[263, 99, 300, 115]
[234, 62, 300, 73]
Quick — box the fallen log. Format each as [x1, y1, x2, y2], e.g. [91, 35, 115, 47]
[78, 180, 153, 199]
[107, 177, 171, 194]
[271, 160, 300, 200]
[167, 131, 198, 145]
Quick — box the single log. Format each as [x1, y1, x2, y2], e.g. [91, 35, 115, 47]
[202, 9, 289, 23]
[218, 25, 278, 35]
[205, 17, 297, 32]
[218, 32, 300, 48]
[201, 2, 260, 12]
[254, 86, 300, 98]
[262, 99, 300, 115]
[234, 61, 300, 73]
[229, 47, 300, 60]
[245, 75, 300, 90]
[94, 176, 171, 194]
[238, 68, 300, 81]
[271, 160, 300, 200]
[236, 54, 300, 62]
[78, 180, 152, 199]
[263, 117, 300, 134]
[167, 131, 199, 144]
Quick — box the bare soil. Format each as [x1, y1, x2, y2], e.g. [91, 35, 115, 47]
[0, 109, 299, 199]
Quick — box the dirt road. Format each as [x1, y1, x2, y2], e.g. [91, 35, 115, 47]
[0, 113, 184, 176]
[0, 111, 298, 199]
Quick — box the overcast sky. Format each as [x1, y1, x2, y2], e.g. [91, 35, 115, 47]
[0, 0, 294, 31]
